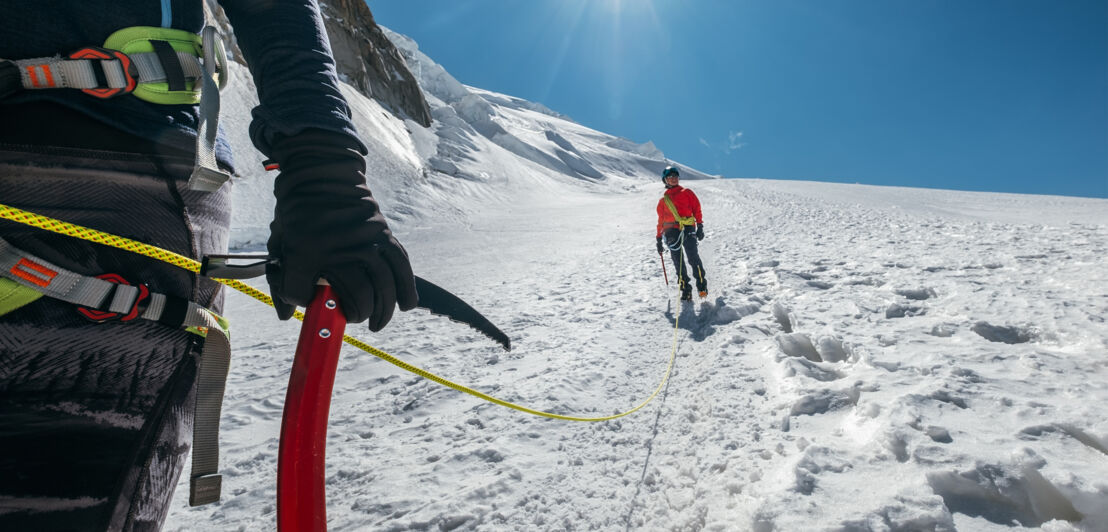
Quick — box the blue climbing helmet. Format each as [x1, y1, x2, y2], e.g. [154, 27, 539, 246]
[662, 165, 680, 183]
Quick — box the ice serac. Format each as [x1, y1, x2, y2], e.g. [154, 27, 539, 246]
[318, 0, 433, 127]
[381, 27, 716, 183]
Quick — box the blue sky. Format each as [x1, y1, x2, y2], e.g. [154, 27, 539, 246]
[368, 1, 1107, 198]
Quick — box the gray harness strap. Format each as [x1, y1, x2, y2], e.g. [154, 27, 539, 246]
[184, 304, 231, 506]
[187, 27, 229, 193]
[1, 26, 230, 193]
[0, 236, 230, 506]
[10, 51, 204, 92]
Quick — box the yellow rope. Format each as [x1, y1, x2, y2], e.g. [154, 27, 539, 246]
[0, 202, 680, 421]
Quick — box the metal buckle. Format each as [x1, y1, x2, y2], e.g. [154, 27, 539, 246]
[77, 273, 149, 322]
[69, 47, 137, 99]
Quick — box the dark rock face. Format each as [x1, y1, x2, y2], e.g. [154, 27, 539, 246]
[319, 0, 432, 127]
[205, 0, 432, 127]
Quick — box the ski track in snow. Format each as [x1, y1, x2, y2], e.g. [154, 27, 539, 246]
[166, 178, 1108, 531]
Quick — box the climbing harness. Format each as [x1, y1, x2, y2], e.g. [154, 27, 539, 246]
[662, 195, 697, 229]
[0, 236, 230, 506]
[0, 202, 681, 423]
[0, 26, 231, 192]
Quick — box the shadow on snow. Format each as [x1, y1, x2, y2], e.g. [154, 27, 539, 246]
[663, 295, 750, 342]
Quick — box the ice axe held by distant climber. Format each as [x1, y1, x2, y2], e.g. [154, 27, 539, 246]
[659, 249, 669, 286]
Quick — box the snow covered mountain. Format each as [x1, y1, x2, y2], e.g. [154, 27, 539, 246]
[166, 12, 1108, 532]
[382, 28, 710, 187]
[214, 7, 710, 249]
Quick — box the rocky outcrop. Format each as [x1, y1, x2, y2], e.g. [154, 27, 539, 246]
[318, 0, 432, 127]
[204, 0, 432, 128]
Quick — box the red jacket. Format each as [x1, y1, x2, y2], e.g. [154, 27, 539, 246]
[656, 185, 703, 238]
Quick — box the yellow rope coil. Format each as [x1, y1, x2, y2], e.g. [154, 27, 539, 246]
[0, 202, 679, 421]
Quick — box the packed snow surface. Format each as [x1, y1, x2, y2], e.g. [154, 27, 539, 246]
[165, 31, 1108, 532]
[167, 172, 1108, 531]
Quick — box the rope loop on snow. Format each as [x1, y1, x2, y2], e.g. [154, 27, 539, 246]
[0, 202, 681, 422]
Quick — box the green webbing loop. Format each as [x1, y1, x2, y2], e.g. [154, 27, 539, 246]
[0, 278, 42, 317]
[185, 308, 231, 339]
[103, 26, 222, 105]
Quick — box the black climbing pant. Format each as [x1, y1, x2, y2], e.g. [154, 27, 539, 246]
[663, 227, 707, 295]
[0, 146, 229, 531]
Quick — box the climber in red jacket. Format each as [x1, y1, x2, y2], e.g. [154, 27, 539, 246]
[655, 165, 707, 301]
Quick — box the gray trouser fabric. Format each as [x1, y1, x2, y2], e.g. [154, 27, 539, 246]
[0, 146, 229, 531]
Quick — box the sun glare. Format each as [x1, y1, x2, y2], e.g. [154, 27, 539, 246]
[600, 0, 660, 17]
[537, 0, 665, 118]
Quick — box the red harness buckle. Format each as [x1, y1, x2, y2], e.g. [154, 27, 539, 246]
[68, 47, 137, 99]
[78, 273, 150, 322]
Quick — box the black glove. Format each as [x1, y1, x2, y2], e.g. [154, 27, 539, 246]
[656, 237, 664, 254]
[266, 129, 418, 331]
[695, 224, 705, 241]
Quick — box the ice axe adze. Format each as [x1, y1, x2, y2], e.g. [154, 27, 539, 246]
[201, 254, 511, 351]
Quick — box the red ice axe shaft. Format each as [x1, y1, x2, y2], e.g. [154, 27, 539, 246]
[659, 252, 669, 286]
[277, 283, 347, 532]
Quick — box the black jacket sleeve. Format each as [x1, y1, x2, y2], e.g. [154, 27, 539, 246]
[218, 0, 367, 157]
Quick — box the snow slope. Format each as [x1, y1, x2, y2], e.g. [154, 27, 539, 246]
[166, 31, 1108, 532]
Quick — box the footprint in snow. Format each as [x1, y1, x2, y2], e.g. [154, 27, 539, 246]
[775, 333, 854, 364]
[771, 302, 794, 333]
[971, 321, 1036, 344]
[788, 387, 861, 417]
[1017, 423, 1108, 456]
[885, 303, 926, 318]
[926, 455, 1083, 527]
[894, 287, 937, 300]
